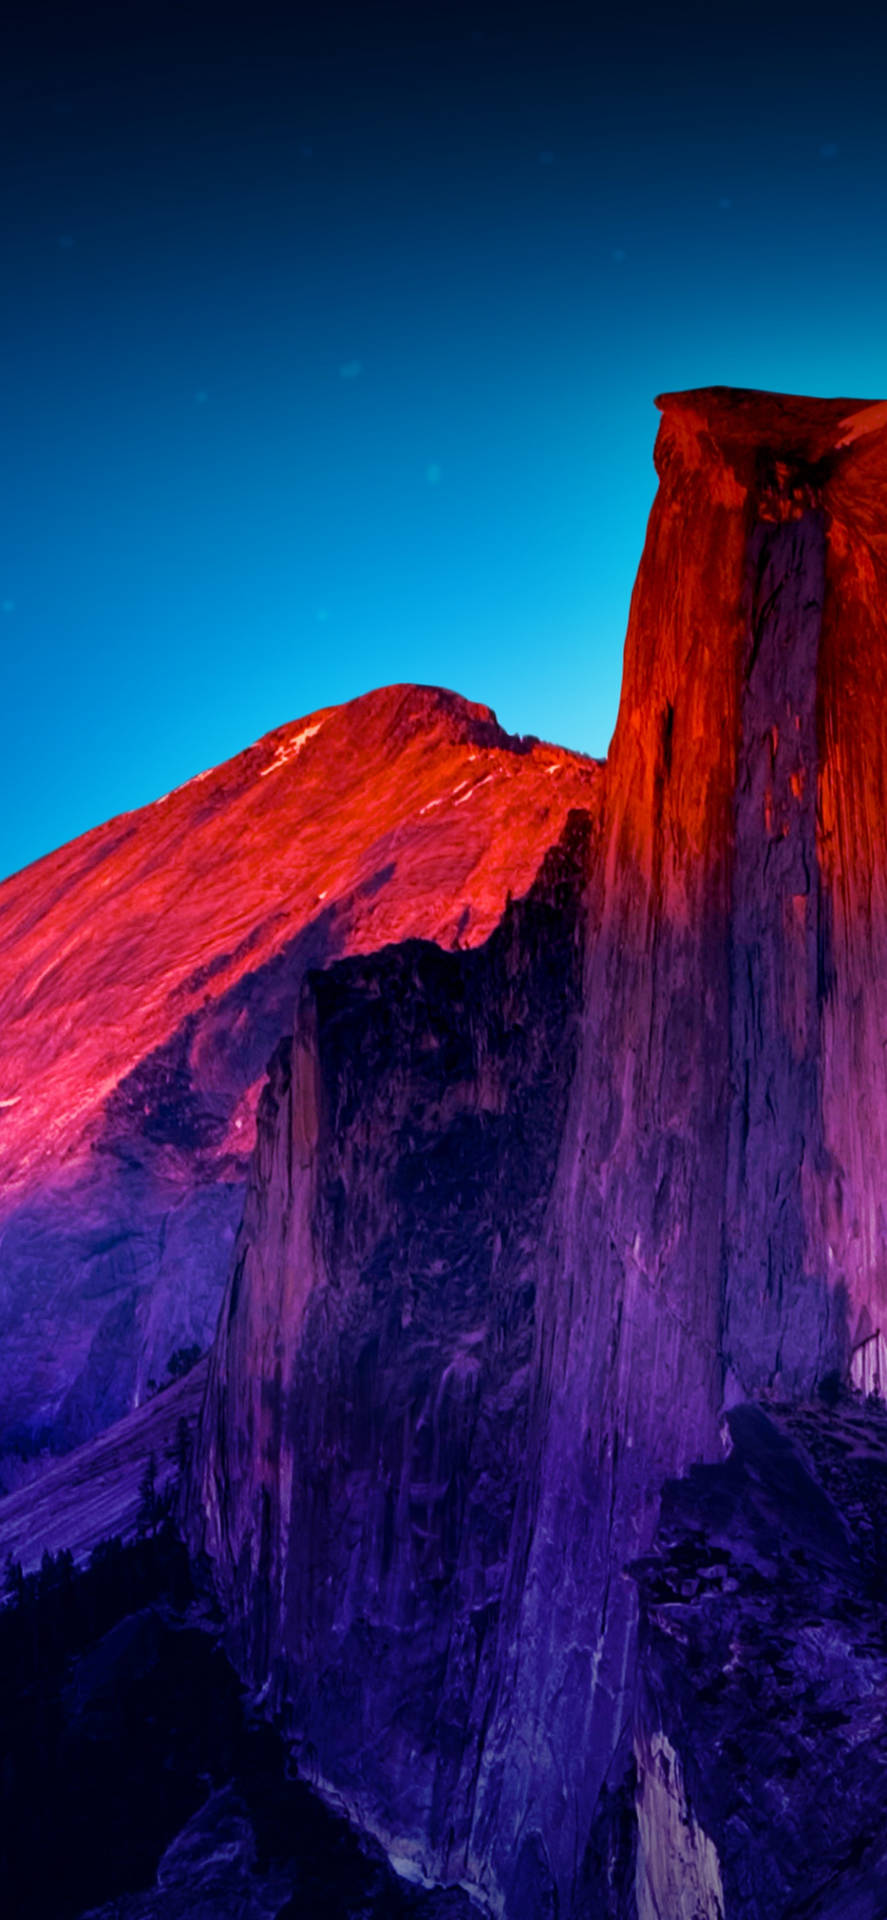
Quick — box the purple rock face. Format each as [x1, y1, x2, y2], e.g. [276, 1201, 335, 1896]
[725, 508, 831, 1388]
[196, 818, 591, 1880]
[195, 389, 887, 1915]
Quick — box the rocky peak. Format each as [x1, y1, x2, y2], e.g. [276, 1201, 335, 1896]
[333, 682, 542, 758]
[0, 687, 599, 1469]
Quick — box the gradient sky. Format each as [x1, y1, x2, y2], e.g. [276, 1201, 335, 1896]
[3, 0, 887, 879]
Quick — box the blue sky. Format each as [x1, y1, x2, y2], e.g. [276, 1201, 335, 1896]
[3, 2, 887, 877]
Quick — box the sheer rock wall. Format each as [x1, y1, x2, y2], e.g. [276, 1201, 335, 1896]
[196, 389, 887, 1915]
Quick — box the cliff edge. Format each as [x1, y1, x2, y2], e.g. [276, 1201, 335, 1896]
[195, 388, 887, 1917]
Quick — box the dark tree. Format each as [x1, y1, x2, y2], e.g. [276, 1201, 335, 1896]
[136, 1451, 160, 1539]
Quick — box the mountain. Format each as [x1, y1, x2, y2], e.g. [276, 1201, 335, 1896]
[193, 388, 887, 1918]
[0, 685, 600, 1473]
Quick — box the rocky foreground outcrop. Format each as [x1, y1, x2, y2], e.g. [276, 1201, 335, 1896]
[632, 1393, 887, 1920]
[195, 389, 887, 1917]
[0, 686, 598, 1467]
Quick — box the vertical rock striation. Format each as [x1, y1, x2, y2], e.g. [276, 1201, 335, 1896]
[196, 389, 887, 1915]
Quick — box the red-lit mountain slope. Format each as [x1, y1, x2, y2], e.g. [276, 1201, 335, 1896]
[0, 684, 600, 1469]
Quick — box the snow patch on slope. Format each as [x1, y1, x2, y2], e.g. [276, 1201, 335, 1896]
[259, 722, 324, 778]
[835, 400, 887, 447]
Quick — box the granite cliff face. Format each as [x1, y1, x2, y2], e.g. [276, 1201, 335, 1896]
[198, 814, 591, 1884]
[196, 389, 887, 1916]
[0, 686, 598, 1467]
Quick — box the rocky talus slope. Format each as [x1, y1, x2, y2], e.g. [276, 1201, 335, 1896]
[631, 1393, 887, 1920]
[195, 388, 887, 1918]
[0, 686, 599, 1468]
